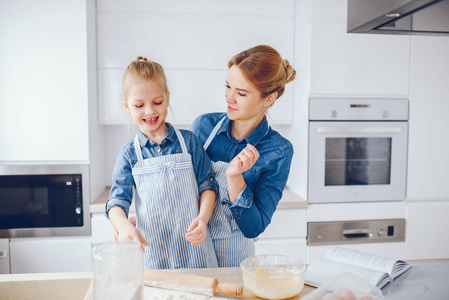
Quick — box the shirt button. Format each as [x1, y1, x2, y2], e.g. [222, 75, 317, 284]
[162, 139, 166, 144]
[234, 143, 237, 146]
[210, 178, 213, 182]
[156, 148, 161, 152]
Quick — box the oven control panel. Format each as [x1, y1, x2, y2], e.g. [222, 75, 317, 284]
[308, 219, 405, 245]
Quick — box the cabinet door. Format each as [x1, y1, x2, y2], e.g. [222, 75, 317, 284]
[405, 201, 449, 259]
[96, 0, 295, 125]
[0, 239, 10, 274]
[0, 0, 89, 161]
[309, 0, 411, 97]
[91, 213, 116, 244]
[10, 237, 92, 274]
[255, 209, 307, 261]
[258, 209, 307, 239]
[255, 238, 307, 262]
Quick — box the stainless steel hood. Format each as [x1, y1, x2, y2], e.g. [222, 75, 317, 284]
[348, 0, 449, 36]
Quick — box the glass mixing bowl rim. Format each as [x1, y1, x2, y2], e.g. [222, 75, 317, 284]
[240, 254, 307, 277]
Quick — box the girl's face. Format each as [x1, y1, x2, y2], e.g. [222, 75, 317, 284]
[225, 65, 272, 123]
[122, 79, 169, 142]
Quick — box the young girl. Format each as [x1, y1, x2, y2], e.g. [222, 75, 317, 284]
[106, 56, 218, 269]
[191, 45, 296, 267]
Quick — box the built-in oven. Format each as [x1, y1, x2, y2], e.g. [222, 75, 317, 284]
[0, 163, 90, 238]
[308, 98, 409, 203]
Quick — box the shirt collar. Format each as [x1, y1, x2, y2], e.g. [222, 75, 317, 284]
[137, 123, 176, 147]
[217, 116, 270, 146]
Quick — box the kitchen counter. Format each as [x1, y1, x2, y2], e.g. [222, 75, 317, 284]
[1, 259, 448, 300]
[89, 187, 307, 214]
[0, 268, 313, 300]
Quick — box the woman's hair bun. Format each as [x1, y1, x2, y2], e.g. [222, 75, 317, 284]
[282, 59, 296, 84]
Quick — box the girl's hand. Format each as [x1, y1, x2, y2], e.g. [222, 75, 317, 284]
[115, 221, 149, 252]
[226, 144, 260, 176]
[113, 214, 137, 239]
[185, 217, 207, 246]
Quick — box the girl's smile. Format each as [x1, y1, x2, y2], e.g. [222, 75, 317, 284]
[122, 80, 169, 144]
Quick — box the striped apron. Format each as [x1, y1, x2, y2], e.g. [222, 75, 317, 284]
[203, 117, 255, 267]
[132, 128, 217, 269]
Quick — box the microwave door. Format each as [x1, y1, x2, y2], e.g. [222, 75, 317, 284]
[308, 122, 408, 203]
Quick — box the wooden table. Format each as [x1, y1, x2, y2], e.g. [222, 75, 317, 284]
[1, 259, 448, 299]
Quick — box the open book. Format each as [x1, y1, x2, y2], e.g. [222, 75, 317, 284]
[305, 247, 411, 289]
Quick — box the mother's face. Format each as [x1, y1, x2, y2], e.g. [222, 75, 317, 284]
[225, 65, 272, 123]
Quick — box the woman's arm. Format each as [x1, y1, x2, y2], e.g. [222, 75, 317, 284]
[227, 145, 293, 239]
[226, 144, 260, 202]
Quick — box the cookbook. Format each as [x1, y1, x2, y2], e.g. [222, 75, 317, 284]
[305, 246, 411, 289]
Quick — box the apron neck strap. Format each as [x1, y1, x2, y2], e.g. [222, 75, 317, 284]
[174, 128, 188, 154]
[133, 127, 188, 162]
[203, 116, 227, 151]
[134, 136, 144, 162]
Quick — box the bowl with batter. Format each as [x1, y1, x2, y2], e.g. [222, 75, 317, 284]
[240, 254, 307, 299]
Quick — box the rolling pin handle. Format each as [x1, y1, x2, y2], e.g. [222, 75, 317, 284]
[215, 282, 244, 296]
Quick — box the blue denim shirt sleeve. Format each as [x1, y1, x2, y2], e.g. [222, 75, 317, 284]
[227, 145, 293, 238]
[186, 130, 218, 195]
[105, 143, 134, 218]
[192, 113, 294, 239]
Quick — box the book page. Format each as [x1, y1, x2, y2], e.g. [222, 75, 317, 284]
[305, 258, 389, 288]
[325, 247, 403, 276]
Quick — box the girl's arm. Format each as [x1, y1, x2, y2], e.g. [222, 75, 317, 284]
[185, 189, 215, 246]
[108, 207, 149, 251]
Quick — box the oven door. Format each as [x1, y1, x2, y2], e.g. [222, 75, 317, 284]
[308, 121, 408, 203]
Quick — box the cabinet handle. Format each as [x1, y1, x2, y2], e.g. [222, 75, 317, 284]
[0, 250, 7, 258]
[317, 127, 402, 134]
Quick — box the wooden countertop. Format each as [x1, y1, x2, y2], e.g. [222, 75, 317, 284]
[2, 259, 448, 300]
[90, 187, 307, 214]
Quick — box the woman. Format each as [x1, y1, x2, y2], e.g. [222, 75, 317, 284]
[190, 44, 296, 267]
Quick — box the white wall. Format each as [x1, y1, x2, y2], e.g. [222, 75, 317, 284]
[96, 0, 449, 204]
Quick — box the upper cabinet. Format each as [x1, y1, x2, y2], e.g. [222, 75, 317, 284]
[309, 0, 411, 97]
[0, 0, 89, 162]
[96, 0, 296, 125]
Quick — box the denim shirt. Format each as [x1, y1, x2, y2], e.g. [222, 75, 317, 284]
[190, 113, 294, 238]
[106, 123, 218, 217]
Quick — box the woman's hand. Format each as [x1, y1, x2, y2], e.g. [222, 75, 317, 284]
[226, 144, 260, 176]
[185, 217, 207, 246]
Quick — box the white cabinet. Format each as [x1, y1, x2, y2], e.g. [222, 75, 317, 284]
[91, 213, 116, 244]
[255, 208, 307, 262]
[96, 0, 295, 125]
[309, 0, 411, 97]
[9, 237, 92, 274]
[405, 201, 449, 259]
[0, 0, 89, 162]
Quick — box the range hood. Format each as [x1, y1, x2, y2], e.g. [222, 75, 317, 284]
[348, 0, 449, 36]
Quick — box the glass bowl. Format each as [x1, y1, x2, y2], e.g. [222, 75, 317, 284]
[240, 254, 307, 300]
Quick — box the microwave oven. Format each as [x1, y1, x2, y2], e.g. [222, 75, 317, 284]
[0, 163, 90, 238]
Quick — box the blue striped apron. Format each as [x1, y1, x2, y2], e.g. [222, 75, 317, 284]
[132, 128, 217, 269]
[203, 117, 255, 267]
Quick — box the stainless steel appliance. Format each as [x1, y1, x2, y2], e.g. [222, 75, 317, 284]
[347, 0, 449, 36]
[0, 163, 90, 238]
[308, 98, 409, 204]
[306, 201, 407, 263]
[308, 219, 406, 246]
